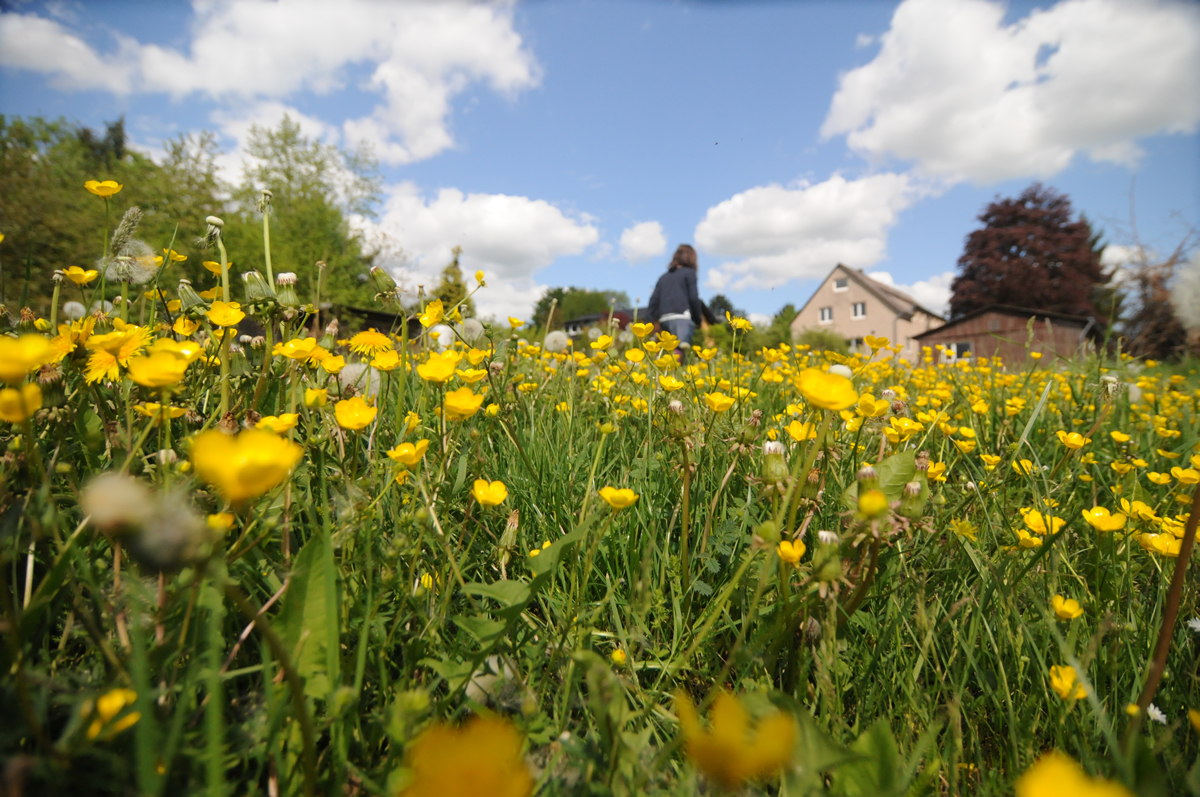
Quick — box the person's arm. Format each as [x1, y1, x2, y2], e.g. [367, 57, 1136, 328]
[700, 299, 718, 326]
[647, 279, 662, 322]
[685, 270, 704, 324]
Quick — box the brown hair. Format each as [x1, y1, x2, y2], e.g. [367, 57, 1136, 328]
[668, 244, 698, 271]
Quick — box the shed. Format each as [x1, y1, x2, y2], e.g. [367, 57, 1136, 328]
[914, 304, 1098, 364]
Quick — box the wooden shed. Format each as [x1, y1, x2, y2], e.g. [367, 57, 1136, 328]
[914, 304, 1099, 364]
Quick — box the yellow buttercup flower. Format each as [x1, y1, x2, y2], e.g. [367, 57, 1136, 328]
[0, 383, 42, 422]
[1081, 506, 1126, 532]
[797, 368, 857, 410]
[1110, 430, 1131, 443]
[855, 393, 889, 418]
[125, 350, 192, 388]
[84, 180, 122, 198]
[191, 429, 304, 503]
[162, 248, 187, 263]
[84, 323, 152, 383]
[1147, 471, 1171, 485]
[1056, 430, 1091, 449]
[386, 439, 430, 468]
[1016, 751, 1132, 797]
[371, 350, 401, 371]
[625, 349, 645, 364]
[611, 649, 627, 666]
[257, 414, 299, 434]
[786, 420, 817, 441]
[444, 386, 484, 420]
[590, 334, 613, 351]
[304, 388, 328, 408]
[777, 539, 805, 565]
[417, 350, 460, 383]
[455, 368, 488, 383]
[335, 397, 377, 431]
[201, 261, 226, 275]
[173, 317, 199, 336]
[658, 374, 684, 392]
[63, 266, 99, 285]
[1021, 507, 1065, 536]
[1049, 665, 1087, 701]
[508, 317, 524, 330]
[598, 486, 638, 509]
[630, 322, 654, 338]
[1171, 466, 1199, 485]
[0, 334, 53, 384]
[398, 715, 532, 797]
[87, 687, 140, 740]
[472, 478, 509, 506]
[206, 300, 245, 327]
[704, 392, 735, 412]
[419, 300, 444, 328]
[675, 690, 794, 791]
[1052, 595, 1084, 620]
[864, 334, 889, 351]
[724, 311, 753, 332]
[134, 402, 186, 425]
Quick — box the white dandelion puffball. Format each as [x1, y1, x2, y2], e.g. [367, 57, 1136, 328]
[429, 324, 454, 349]
[456, 318, 485, 345]
[1171, 252, 1200, 331]
[618, 330, 633, 344]
[544, 330, 570, 353]
[63, 301, 87, 321]
[339, 363, 381, 398]
[587, 327, 602, 341]
[817, 530, 839, 545]
[829, 364, 853, 379]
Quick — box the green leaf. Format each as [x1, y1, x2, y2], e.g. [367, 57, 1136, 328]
[462, 580, 530, 608]
[843, 450, 923, 509]
[452, 614, 508, 647]
[835, 719, 903, 796]
[276, 534, 337, 699]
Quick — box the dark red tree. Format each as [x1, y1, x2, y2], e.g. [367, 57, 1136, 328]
[949, 184, 1109, 320]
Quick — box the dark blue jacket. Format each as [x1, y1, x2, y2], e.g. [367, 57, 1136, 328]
[647, 267, 715, 324]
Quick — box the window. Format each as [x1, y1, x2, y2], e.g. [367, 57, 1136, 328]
[851, 337, 865, 352]
[819, 307, 833, 323]
[953, 342, 973, 358]
[833, 278, 849, 292]
[852, 302, 866, 319]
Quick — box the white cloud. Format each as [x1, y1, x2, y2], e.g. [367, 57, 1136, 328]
[867, 269, 955, 317]
[822, 0, 1200, 183]
[695, 173, 917, 292]
[365, 182, 599, 318]
[748, 312, 772, 329]
[619, 221, 667, 263]
[0, 1, 539, 165]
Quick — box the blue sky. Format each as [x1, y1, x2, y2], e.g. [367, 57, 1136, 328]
[1, 0, 1197, 322]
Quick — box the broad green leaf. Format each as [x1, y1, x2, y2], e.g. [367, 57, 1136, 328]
[842, 450, 927, 509]
[463, 580, 530, 608]
[452, 614, 508, 647]
[277, 534, 336, 699]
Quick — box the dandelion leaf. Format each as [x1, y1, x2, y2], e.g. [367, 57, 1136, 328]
[277, 534, 338, 699]
[842, 450, 927, 509]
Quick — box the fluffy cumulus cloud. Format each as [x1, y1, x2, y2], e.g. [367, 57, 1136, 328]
[364, 183, 599, 318]
[0, 1, 539, 165]
[694, 173, 916, 292]
[822, 0, 1200, 183]
[618, 221, 667, 263]
[867, 270, 955, 317]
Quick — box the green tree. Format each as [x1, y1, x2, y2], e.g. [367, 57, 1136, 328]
[219, 115, 382, 308]
[532, 286, 631, 329]
[430, 247, 475, 316]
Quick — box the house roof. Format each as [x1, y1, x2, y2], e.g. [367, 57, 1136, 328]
[913, 303, 1097, 339]
[793, 264, 945, 324]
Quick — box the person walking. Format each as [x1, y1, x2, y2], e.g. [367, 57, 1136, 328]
[647, 244, 717, 361]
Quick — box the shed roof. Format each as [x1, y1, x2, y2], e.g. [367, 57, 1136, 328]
[914, 304, 1096, 339]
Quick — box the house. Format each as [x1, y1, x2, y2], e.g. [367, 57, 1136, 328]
[562, 308, 648, 338]
[914, 304, 1099, 364]
[790, 265, 944, 361]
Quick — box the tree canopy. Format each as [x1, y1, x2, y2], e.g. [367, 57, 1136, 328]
[532, 286, 633, 329]
[949, 184, 1110, 321]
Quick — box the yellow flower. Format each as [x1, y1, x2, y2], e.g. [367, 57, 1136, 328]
[696, 347, 718, 361]
[190, 429, 303, 503]
[445, 386, 485, 421]
[675, 690, 794, 791]
[797, 368, 857, 410]
[275, 337, 321, 362]
[371, 350, 401, 371]
[777, 539, 805, 565]
[201, 260, 225, 275]
[1171, 466, 1199, 485]
[855, 393, 889, 418]
[1021, 507, 1065, 536]
[206, 300, 245, 327]
[981, 453, 1002, 470]
[398, 715, 532, 797]
[658, 374, 684, 392]
[953, 438, 977, 453]
[704, 392, 735, 412]
[349, 328, 393, 356]
[485, 403, 500, 418]
[63, 266, 99, 285]
[134, 402, 186, 425]
[475, 270, 486, 283]
[125, 350, 191, 388]
[1110, 430, 1131, 443]
[1056, 430, 1091, 449]
[0, 383, 42, 422]
[417, 350, 460, 383]
[198, 287, 220, 301]
[927, 462, 947, 482]
[335, 396, 377, 431]
[1016, 751, 1132, 797]
[724, 312, 753, 332]
[386, 439, 430, 468]
[87, 687, 140, 740]
[1111, 462, 1133, 475]
[1081, 506, 1126, 532]
[611, 649, 627, 666]
[1013, 459, 1035, 475]
[473, 479, 509, 506]
[84, 323, 152, 383]
[84, 180, 122, 198]
[590, 334, 613, 351]
[625, 348, 645, 364]
[1052, 595, 1084, 620]
[858, 488, 889, 518]
[455, 368, 487, 383]
[419, 300, 444, 328]
[864, 334, 889, 351]
[304, 388, 328, 408]
[257, 414, 299, 434]
[162, 248, 187, 262]
[786, 420, 816, 441]
[508, 316, 524, 330]
[528, 541, 551, 557]
[320, 354, 346, 374]
[0, 334, 53, 384]
[1190, 709, 1200, 732]
[1147, 471, 1171, 485]
[1049, 665, 1087, 701]
[598, 486, 638, 509]
[949, 519, 977, 541]
[404, 410, 421, 433]
[630, 322, 654, 338]
[173, 317, 199, 336]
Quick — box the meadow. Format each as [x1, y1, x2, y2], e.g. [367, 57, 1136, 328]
[1, 184, 1198, 796]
